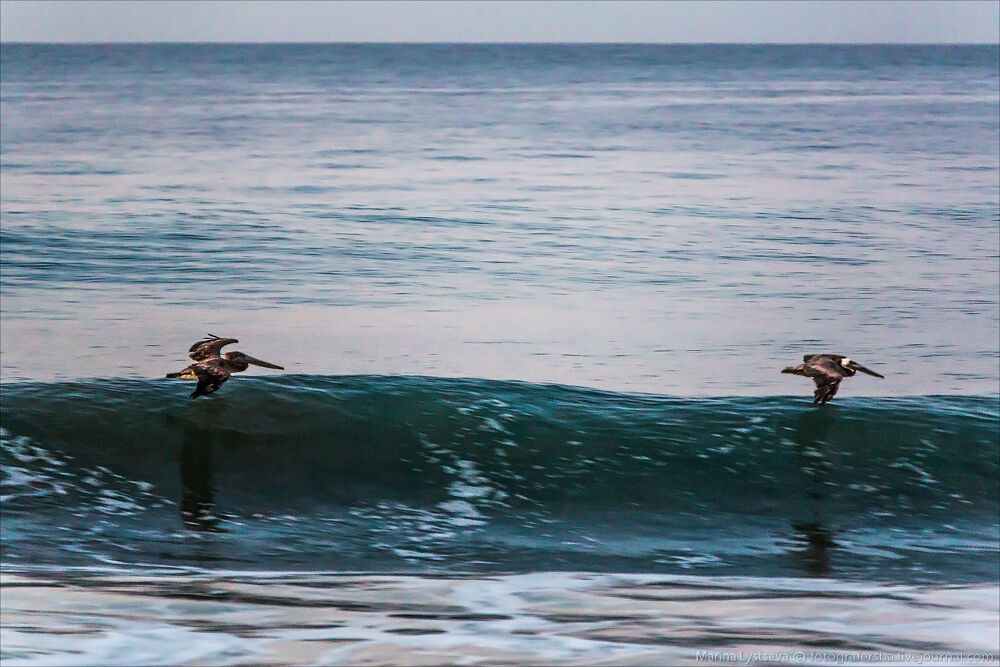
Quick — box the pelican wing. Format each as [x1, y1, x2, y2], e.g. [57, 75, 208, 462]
[804, 353, 843, 365]
[803, 357, 846, 405]
[810, 372, 842, 405]
[190, 362, 231, 398]
[188, 334, 238, 361]
[784, 355, 846, 405]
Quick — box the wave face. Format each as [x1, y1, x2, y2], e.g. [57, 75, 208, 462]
[1, 376, 997, 583]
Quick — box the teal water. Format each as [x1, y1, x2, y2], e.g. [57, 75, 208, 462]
[2, 377, 997, 582]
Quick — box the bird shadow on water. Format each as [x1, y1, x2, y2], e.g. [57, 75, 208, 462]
[788, 406, 841, 577]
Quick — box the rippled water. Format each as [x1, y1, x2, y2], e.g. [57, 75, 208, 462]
[2, 379, 998, 582]
[2, 44, 998, 392]
[3, 571, 997, 666]
[1, 44, 998, 665]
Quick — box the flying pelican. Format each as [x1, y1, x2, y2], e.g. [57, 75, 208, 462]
[167, 334, 284, 398]
[782, 354, 884, 405]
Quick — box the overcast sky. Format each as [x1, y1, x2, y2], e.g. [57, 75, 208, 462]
[1, 1, 997, 44]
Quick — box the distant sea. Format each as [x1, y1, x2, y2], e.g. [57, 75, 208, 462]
[2, 44, 997, 665]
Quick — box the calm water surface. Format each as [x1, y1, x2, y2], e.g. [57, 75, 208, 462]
[1, 44, 997, 393]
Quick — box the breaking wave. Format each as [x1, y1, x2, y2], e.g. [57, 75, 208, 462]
[1, 376, 997, 582]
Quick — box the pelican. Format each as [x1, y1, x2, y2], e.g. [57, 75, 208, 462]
[782, 354, 884, 405]
[167, 334, 284, 398]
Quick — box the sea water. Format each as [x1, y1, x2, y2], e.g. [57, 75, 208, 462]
[1, 44, 997, 665]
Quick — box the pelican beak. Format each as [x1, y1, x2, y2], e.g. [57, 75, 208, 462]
[849, 362, 884, 378]
[245, 355, 284, 370]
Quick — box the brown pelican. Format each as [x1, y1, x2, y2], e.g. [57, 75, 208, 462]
[166, 334, 284, 398]
[782, 354, 884, 404]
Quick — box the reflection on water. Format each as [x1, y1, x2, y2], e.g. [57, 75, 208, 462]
[174, 400, 236, 532]
[790, 407, 839, 577]
[161, 396, 973, 583]
[169, 396, 852, 577]
[173, 404, 851, 577]
[179, 427, 221, 532]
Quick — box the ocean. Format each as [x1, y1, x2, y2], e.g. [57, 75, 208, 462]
[1, 44, 998, 665]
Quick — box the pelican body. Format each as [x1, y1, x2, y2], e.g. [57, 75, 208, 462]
[167, 334, 284, 398]
[782, 354, 884, 404]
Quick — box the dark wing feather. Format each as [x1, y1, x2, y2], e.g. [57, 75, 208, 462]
[804, 353, 843, 364]
[190, 362, 231, 398]
[188, 334, 238, 361]
[811, 373, 841, 405]
[804, 357, 846, 405]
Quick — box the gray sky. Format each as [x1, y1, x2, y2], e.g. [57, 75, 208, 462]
[1, 0, 997, 43]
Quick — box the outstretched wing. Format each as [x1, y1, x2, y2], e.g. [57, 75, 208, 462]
[188, 334, 238, 361]
[804, 357, 846, 405]
[190, 362, 231, 398]
[810, 372, 842, 405]
[804, 353, 843, 365]
[786, 356, 846, 404]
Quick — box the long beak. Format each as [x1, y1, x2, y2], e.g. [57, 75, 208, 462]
[851, 362, 884, 378]
[245, 355, 284, 370]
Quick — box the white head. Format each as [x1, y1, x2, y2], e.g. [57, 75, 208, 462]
[839, 357, 885, 378]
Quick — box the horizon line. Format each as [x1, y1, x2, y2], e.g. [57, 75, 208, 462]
[3, 40, 998, 46]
